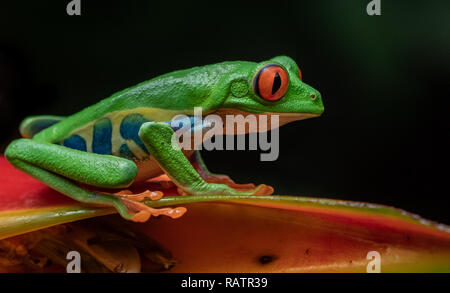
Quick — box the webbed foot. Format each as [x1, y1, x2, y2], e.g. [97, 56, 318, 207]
[202, 174, 257, 190]
[108, 189, 186, 222]
[177, 182, 274, 197]
[118, 198, 187, 223]
[194, 173, 273, 195]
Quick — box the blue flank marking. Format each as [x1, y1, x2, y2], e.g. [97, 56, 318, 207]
[120, 114, 150, 154]
[166, 116, 197, 131]
[119, 144, 136, 159]
[92, 118, 112, 154]
[63, 135, 87, 151]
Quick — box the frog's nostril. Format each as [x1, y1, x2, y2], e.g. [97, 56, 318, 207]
[311, 94, 317, 100]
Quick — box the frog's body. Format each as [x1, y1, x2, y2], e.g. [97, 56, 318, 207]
[6, 56, 324, 222]
[22, 62, 244, 181]
[49, 108, 199, 181]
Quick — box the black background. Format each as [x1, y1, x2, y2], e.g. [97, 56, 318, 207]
[0, 0, 449, 223]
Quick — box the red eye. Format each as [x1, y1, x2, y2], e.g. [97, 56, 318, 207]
[297, 66, 302, 80]
[253, 64, 289, 101]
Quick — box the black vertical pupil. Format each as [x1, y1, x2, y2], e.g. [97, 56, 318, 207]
[272, 72, 281, 94]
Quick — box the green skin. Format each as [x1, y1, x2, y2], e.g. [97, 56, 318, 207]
[5, 56, 324, 221]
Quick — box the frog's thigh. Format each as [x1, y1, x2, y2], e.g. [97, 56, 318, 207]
[5, 138, 137, 188]
[4, 139, 137, 218]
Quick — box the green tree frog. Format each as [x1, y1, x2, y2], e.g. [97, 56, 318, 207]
[5, 56, 324, 222]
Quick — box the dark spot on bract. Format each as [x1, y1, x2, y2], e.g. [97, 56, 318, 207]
[305, 248, 310, 255]
[258, 255, 276, 265]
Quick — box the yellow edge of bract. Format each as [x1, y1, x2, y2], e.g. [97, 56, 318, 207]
[0, 205, 115, 240]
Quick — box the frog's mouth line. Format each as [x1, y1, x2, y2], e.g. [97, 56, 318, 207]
[212, 108, 320, 134]
[215, 108, 320, 128]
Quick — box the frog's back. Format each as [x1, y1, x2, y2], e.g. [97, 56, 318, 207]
[33, 60, 245, 144]
[27, 61, 247, 178]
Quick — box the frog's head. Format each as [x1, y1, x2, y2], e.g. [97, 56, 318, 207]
[215, 56, 324, 127]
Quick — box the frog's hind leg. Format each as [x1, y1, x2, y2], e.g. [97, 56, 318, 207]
[4, 138, 184, 222]
[19, 115, 65, 138]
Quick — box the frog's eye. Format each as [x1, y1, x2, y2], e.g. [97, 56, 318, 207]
[297, 66, 302, 80]
[253, 64, 289, 101]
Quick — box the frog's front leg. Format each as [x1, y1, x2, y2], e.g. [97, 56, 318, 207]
[138, 122, 273, 196]
[4, 139, 185, 222]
